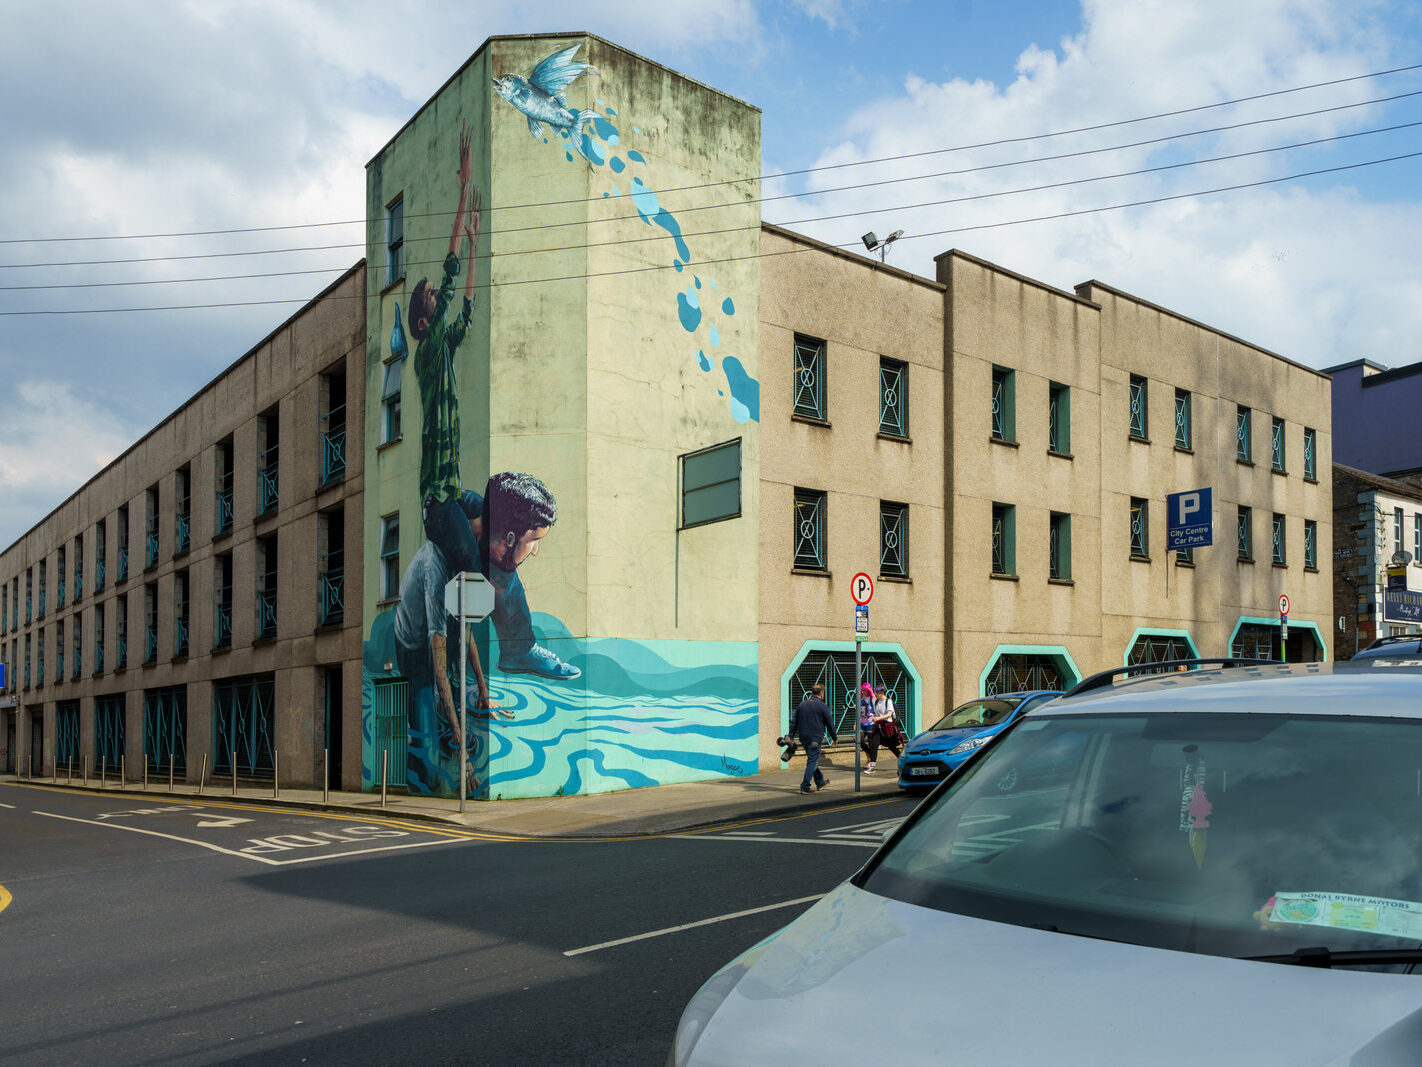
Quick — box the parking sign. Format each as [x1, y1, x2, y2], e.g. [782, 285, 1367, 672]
[1167, 488, 1214, 550]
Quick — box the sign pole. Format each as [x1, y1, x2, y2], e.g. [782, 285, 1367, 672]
[854, 636, 862, 794]
[458, 576, 468, 814]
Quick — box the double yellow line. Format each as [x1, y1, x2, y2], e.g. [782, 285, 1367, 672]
[0, 884, 11, 917]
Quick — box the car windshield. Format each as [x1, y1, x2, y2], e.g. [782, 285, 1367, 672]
[864, 711, 1422, 967]
[928, 699, 1020, 732]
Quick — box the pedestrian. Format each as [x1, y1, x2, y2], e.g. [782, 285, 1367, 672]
[789, 683, 838, 794]
[858, 682, 876, 765]
[864, 683, 903, 773]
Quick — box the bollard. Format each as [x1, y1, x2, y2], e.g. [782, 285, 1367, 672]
[323, 749, 329, 805]
[120, 754, 126, 790]
[169, 752, 174, 793]
[198, 752, 207, 796]
[100, 757, 107, 790]
[83, 755, 89, 788]
[273, 750, 279, 800]
[381, 750, 388, 809]
[68, 757, 74, 786]
[231, 751, 237, 797]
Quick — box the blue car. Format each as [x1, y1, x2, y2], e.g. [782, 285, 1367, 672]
[897, 689, 1062, 790]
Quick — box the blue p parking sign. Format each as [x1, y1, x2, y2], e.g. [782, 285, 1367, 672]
[1167, 488, 1214, 550]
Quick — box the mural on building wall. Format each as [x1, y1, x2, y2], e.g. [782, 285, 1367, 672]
[363, 41, 758, 800]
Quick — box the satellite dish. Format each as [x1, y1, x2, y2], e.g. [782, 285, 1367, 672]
[1391, 550, 1414, 568]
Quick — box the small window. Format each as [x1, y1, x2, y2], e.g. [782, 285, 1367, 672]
[382, 357, 403, 444]
[1129, 375, 1148, 440]
[991, 366, 1016, 443]
[991, 502, 1016, 576]
[879, 357, 908, 437]
[380, 514, 401, 600]
[1130, 497, 1149, 559]
[1176, 546, 1193, 565]
[1272, 513, 1287, 565]
[1415, 514, 1421, 566]
[880, 501, 908, 578]
[793, 489, 827, 570]
[1396, 508, 1406, 557]
[1049, 511, 1071, 580]
[681, 439, 741, 529]
[1238, 506, 1254, 561]
[1303, 427, 1317, 480]
[1174, 389, 1192, 450]
[1237, 406, 1253, 462]
[1304, 519, 1318, 570]
[1048, 382, 1070, 454]
[387, 196, 404, 285]
[1271, 417, 1286, 473]
[793, 335, 827, 421]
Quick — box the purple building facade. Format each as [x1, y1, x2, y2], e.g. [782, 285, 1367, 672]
[1326, 358, 1422, 482]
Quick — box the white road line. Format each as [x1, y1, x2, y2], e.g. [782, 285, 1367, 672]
[564, 894, 824, 957]
[36, 811, 286, 865]
[672, 833, 880, 848]
[34, 811, 462, 866]
[0, 802, 15, 809]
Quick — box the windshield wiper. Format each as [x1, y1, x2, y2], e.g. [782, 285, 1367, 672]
[1245, 945, 1422, 969]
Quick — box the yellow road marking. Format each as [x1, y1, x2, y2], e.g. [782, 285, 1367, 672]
[0, 884, 11, 916]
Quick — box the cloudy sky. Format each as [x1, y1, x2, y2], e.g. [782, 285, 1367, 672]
[3, 0, 1422, 548]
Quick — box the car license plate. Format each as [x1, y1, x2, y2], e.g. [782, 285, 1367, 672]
[909, 766, 939, 777]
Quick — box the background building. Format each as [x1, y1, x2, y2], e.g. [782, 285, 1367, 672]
[1326, 357, 1422, 486]
[1332, 464, 1422, 654]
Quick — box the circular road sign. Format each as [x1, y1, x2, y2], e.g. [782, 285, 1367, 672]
[851, 572, 874, 606]
[1278, 593, 1290, 616]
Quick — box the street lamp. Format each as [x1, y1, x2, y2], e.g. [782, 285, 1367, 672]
[861, 229, 904, 264]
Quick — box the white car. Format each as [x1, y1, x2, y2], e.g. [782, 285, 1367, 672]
[673, 660, 1422, 1066]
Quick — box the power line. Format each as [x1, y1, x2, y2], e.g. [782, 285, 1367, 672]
[6, 88, 1420, 279]
[2, 60, 1419, 248]
[2, 148, 1416, 316]
[4, 114, 1418, 293]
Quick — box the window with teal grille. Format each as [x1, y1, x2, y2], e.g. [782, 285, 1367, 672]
[145, 686, 187, 775]
[879, 357, 908, 437]
[1175, 388, 1192, 450]
[1049, 511, 1072, 580]
[789, 650, 916, 741]
[880, 501, 908, 578]
[1273, 513, 1287, 565]
[991, 366, 1015, 442]
[1048, 382, 1071, 454]
[213, 674, 275, 778]
[1305, 519, 1318, 570]
[793, 335, 827, 421]
[1238, 506, 1254, 560]
[992, 502, 1016, 576]
[1237, 406, 1252, 462]
[95, 694, 125, 774]
[793, 489, 827, 570]
[56, 700, 80, 770]
[1129, 375, 1148, 440]
[1303, 427, 1317, 480]
[1130, 498, 1149, 558]
[1271, 417, 1286, 473]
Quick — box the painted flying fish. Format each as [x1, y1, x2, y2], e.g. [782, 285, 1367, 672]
[492, 44, 601, 162]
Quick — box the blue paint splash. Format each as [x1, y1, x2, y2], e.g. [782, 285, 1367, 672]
[610, 156, 626, 174]
[708, 324, 721, 347]
[677, 287, 702, 332]
[698, 350, 712, 372]
[628, 149, 645, 162]
[722, 297, 735, 315]
[721, 357, 760, 423]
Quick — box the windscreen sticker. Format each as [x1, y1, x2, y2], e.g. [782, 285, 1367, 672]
[1260, 892, 1422, 939]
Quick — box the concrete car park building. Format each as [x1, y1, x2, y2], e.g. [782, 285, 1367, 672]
[1, 31, 1334, 795]
[0, 267, 366, 782]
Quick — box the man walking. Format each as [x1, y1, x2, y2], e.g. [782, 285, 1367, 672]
[790, 683, 838, 794]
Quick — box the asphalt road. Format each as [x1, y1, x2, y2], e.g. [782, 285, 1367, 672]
[0, 781, 919, 1066]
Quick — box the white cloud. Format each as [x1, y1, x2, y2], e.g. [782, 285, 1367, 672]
[0, 381, 134, 546]
[776, 0, 1419, 369]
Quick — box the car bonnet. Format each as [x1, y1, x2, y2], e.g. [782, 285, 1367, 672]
[681, 883, 1422, 1066]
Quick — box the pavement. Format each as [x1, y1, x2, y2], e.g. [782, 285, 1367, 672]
[2, 747, 909, 838]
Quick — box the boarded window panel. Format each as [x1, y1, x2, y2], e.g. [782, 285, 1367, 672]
[683, 482, 741, 527]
